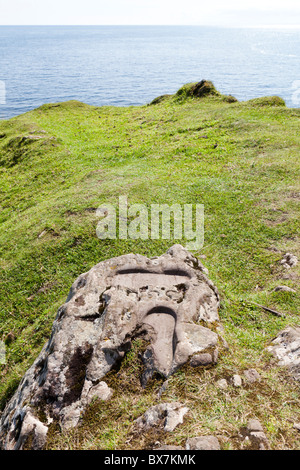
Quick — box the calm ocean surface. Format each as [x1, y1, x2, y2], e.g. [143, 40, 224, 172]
[0, 25, 299, 119]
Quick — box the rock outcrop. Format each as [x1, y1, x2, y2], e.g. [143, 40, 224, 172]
[0, 245, 221, 450]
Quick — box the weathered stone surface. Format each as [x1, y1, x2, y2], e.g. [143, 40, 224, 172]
[10, 410, 48, 451]
[85, 381, 113, 405]
[266, 326, 300, 381]
[135, 402, 189, 432]
[0, 245, 221, 450]
[186, 436, 220, 450]
[190, 350, 218, 367]
[157, 380, 169, 398]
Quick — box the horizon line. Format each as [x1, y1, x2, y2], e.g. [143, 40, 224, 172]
[0, 23, 300, 28]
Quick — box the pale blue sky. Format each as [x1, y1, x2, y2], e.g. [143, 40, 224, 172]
[0, 0, 300, 26]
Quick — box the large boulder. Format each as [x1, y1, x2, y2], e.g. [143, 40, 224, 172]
[0, 245, 221, 450]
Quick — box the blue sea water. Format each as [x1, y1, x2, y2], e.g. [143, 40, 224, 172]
[0, 25, 299, 119]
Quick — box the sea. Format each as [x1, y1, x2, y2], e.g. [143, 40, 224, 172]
[0, 25, 299, 119]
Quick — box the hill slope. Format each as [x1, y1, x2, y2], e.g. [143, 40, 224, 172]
[0, 82, 299, 449]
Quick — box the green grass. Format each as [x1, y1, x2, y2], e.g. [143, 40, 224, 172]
[0, 84, 299, 449]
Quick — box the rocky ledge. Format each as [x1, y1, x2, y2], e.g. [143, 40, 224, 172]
[0, 245, 222, 450]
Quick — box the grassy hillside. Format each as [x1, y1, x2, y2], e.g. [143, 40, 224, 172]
[0, 82, 299, 449]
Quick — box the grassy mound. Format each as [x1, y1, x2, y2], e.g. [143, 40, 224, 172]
[150, 80, 237, 105]
[246, 96, 286, 107]
[0, 81, 299, 450]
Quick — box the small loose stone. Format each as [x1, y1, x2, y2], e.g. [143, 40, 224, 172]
[217, 378, 228, 389]
[186, 436, 220, 450]
[231, 374, 242, 387]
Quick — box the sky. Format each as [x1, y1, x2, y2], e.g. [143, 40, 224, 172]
[0, 0, 300, 26]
